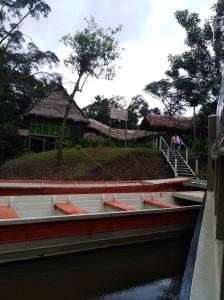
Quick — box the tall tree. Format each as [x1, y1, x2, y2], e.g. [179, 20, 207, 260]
[166, 2, 224, 104]
[0, 0, 60, 162]
[0, 0, 59, 127]
[144, 0, 224, 122]
[57, 17, 123, 168]
[144, 79, 186, 115]
[0, 0, 51, 47]
[127, 95, 149, 129]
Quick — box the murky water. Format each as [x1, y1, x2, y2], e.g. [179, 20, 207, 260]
[0, 236, 191, 300]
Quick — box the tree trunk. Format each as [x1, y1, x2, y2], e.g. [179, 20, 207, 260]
[193, 105, 196, 141]
[56, 73, 83, 170]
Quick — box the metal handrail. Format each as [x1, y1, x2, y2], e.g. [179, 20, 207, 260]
[179, 137, 199, 177]
[158, 136, 196, 178]
[159, 136, 177, 176]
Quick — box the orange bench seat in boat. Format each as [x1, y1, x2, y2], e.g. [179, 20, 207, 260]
[54, 202, 87, 215]
[104, 200, 137, 211]
[143, 199, 180, 209]
[0, 206, 18, 219]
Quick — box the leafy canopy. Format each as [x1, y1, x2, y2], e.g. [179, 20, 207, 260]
[83, 94, 160, 129]
[61, 17, 123, 80]
[144, 0, 224, 119]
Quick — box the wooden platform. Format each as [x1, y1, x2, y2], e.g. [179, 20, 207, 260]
[172, 191, 204, 203]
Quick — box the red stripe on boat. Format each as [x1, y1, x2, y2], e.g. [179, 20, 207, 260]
[0, 206, 18, 219]
[54, 203, 87, 215]
[0, 208, 199, 244]
[104, 200, 137, 211]
[144, 199, 180, 209]
[0, 180, 192, 196]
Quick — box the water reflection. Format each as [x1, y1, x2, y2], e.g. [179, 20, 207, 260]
[0, 236, 191, 300]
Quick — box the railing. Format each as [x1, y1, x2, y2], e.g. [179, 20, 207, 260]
[153, 136, 197, 178]
[159, 136, 177, 177]
[179, 137, 199, 177]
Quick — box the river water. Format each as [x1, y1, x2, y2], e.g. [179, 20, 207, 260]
[0, 236, 191, 300]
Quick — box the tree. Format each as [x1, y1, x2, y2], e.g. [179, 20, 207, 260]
[57, 17, 123, 168]
[166, 1, 224, 117]
[127, 95, 149, 129]
[144, 0, 224, 124]
[0, 0, 51, 47]
[83, 94, 155, 130]
[0, 0, 60, 162]
[144, 79, 186, 115]
[83, 95, 125, 126]
[0, 1, 59, 126]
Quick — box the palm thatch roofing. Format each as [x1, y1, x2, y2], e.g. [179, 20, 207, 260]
[88, 119, 161, 141]
[26, 86, 89, 123]
[140, 114, 192, 131]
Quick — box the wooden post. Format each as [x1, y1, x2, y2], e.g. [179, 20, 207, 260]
[28, 136, 31, 151]
[195, 158, 199, 177]
[193, 105, 196, 141]
[155, 138, 158, 149]
[216, 156, 224, 240]
[109, 118, 111, 147]
[153, 139, 155, 149]
[43, 136, 45, 152]
[208, 115, 216, 190]
[125, 120, 127, 147]
[215, 160, 219, 215]
[159, 136, 162, 150]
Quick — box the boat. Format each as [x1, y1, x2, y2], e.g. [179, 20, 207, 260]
[0, 177, 191, 188]
[0, 178, 201, 264]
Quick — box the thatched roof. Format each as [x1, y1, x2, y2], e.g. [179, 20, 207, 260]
[141, 114, 192, 131]
[88, 119, 161, 141]
[26, 87, 89, 123]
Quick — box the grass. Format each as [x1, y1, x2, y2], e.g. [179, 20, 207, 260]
[0, 147, 172, 180]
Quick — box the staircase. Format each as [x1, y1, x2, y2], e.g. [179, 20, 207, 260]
[158, 136, 196, 178]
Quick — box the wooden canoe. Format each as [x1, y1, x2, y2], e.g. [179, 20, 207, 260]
[0, 178, 192, 196]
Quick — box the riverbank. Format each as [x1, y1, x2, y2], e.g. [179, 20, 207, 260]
[0, 148, 172, 180]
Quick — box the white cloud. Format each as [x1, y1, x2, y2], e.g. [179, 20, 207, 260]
[21, 0, 216, 115]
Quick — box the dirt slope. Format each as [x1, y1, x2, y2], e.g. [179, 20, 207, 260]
[0, 148, 172, 180]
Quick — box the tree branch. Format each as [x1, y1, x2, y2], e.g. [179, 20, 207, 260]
[0, 8, 32, 46]
[79, 74, 89, 92]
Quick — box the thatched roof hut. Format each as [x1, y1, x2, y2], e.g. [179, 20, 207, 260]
[26, 86, 89, 124]
[87, 118, 161, 141]
[140, 114, 192, 133]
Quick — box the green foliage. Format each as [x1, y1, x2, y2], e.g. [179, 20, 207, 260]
[83, 95, 125, 127]
[0, 0, 60, 127]
[144, 0, 224, 121]
[127, 95, 149, 129]
[144, 79, 186, 115]
[74, 144, 82, 150]
[192, 137, 208, 154]
[83, 93, 158, 129]
[0, 0, 61, 163]
[61, 16, 123, 80]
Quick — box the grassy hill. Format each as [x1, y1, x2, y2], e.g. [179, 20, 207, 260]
[0, 148, 172, 181]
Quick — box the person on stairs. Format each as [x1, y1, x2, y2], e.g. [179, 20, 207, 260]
[171, 133, 178, 155]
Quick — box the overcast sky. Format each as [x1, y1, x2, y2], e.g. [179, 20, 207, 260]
[21, 0, 215, 113]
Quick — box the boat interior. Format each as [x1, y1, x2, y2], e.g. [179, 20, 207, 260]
[0, 190, 201, 220]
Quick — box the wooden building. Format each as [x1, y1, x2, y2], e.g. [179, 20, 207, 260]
[24, 86, 89, 151]
[140, 114, 193, 134]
